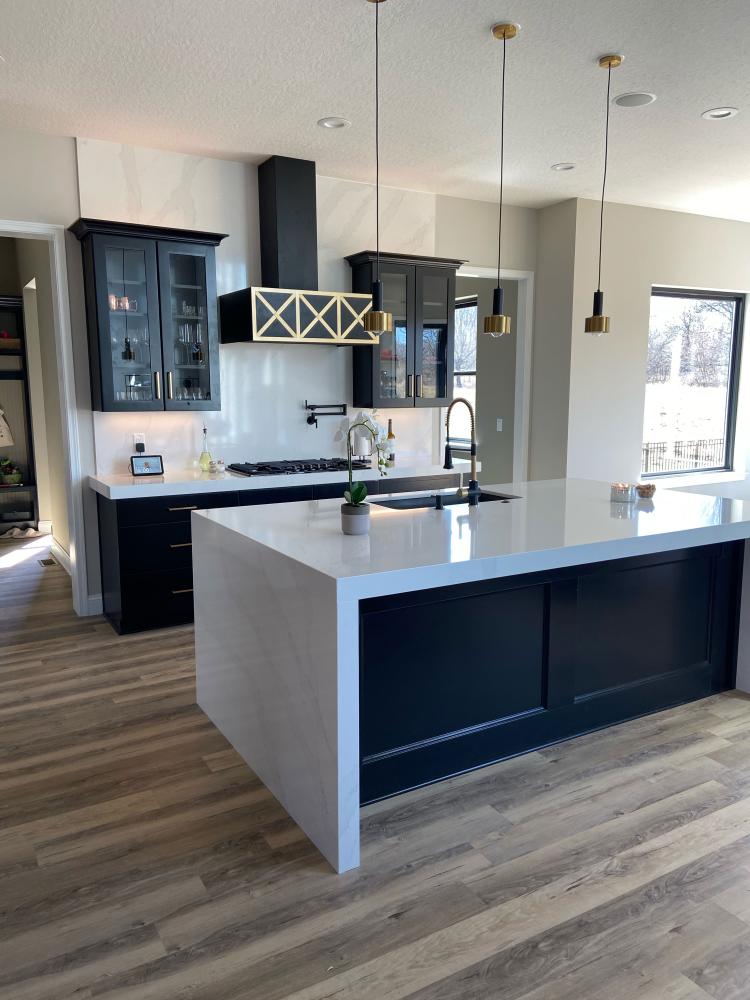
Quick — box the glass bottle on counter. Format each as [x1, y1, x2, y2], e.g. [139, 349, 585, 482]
[387, 419, 396, 467]
[199, 425, 212, 472]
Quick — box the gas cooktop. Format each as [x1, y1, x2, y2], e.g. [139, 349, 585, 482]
[228, 458, 371, 477]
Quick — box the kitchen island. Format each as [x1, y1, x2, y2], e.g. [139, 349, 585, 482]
[193, 478, 750, 872]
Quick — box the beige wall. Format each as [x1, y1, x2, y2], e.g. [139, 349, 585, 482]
[528, 200, 577, 480]
[0, 127, 79, 225]
[568, 199, 750, 482]
[15, 238, 70, 553]
[435, 196, 537, 272]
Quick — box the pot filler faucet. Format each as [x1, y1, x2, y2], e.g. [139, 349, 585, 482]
[443, 397, 480, 506]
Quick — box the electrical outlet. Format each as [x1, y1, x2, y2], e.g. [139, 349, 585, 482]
[496, 418, 503, 432]
[133, 433, 146, 450]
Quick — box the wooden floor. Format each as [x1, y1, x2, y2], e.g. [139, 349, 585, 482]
[4, 540, 750, 998]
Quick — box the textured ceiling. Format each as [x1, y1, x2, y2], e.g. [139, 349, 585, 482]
[2, 0, 749, 219]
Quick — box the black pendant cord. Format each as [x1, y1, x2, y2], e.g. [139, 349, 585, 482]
[496, 32, 507, 289]
[597, 63, 612, 294]
[375, 0, 381, 285]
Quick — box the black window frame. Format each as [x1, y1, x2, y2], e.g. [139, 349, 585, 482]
[451, 296, 478, 451]
[643, 286, 745, 478]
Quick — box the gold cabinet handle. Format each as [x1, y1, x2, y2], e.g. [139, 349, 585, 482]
[153, 370, 162, 400]
[166, 370, 174, 399]
[407, 374, 413, 398]
[171, 587, 193, 595]
[167, 505, 198, 512]
[416, 374, 422, 398]
[169, 542, 193, 548]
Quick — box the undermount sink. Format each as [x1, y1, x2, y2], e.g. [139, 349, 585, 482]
[374, 490, 519, 511]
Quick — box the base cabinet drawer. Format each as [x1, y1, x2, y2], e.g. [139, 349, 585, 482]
[118, 523, 194, 573]
[118, 491, 239, 527]
[120, 570, 195, 632]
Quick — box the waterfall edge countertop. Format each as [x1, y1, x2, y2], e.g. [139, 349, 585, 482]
[192, 477, 750, 874]
[88, 456, 475, 500]
[192, 477, 750, 600]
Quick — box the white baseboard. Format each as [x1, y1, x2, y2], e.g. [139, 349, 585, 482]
[85, 593, 103, 616]
[50, 539, 72, 576]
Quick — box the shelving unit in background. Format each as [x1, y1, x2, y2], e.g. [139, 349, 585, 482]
[0, 296, 38, 533]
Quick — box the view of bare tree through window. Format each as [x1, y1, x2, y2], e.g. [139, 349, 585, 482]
[451, 299, 478, 445]
[641, 290, 741, 474]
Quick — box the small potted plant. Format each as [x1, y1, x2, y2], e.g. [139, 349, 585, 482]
[341, 419, 385, 535]
[0, 458, 22, 486]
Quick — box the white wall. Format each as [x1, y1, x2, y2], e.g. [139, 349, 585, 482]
[567, 199, 750, 483]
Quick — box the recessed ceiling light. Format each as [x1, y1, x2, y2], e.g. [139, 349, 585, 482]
[317, 116, 351, 130]
[551, 162, 575, 171]
[702, 106, 738, 120]
[614, 91, 656, 108]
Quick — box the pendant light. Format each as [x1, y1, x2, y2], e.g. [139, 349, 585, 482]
[363, 0, 393, 336]
[585, 53, 623, 335]
[484, 22, 518, 338]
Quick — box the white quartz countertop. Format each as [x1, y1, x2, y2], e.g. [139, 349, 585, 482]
[193, 478, 750, 600]
[89, 457, 473, 500]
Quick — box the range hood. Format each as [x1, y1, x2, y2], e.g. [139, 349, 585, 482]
[219, 156, 375, 345]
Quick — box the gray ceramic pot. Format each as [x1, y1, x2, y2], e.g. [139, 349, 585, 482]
[341, 502, 371, 536]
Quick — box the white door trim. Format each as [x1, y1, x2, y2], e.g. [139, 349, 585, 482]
[0, 219, 90, 616]
[456, 265, 534, 482]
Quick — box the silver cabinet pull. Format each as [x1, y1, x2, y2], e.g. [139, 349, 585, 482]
[153, 370, 162, 400]
[169, 542, 193, 549]
[416, 374, 422, 398]
[166, 370, 174, 399]
[171, 587, 193, 595]
[406, 374, 413, 398]
[167, 505, 197, 512]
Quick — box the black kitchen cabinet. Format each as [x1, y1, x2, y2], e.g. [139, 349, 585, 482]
[347, 252, 462, 409]
[360, 542, 743, 803]
[71, 219, 226, 412]
[96, 475, 461, 633]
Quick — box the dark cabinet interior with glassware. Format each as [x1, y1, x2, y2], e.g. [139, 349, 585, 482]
[71, 219, 225, 412]
[347, 251, 461, 409]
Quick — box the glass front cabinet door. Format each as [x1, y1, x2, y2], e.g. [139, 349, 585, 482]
[348, 252, 460, 410]
[158, 243, 220, 411]
[91, 235, 163, 411]
[415, 266, 455, 407]
[73, 220, 225, 412]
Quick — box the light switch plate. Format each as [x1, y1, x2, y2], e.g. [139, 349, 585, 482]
[496, 418, 503, 432]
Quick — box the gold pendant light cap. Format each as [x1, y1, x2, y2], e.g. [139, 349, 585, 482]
[491, 22, 519, 40]
[484, 314, 511, 337]
[364, 310, 393, 334]
[598, 53, 624, 69]
[585, 314, 611, 335]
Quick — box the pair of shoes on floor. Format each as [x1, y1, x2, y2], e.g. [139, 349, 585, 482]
[0, 526, 42, 539]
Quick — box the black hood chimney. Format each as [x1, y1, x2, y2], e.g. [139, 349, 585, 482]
[258, 155, 318, 291]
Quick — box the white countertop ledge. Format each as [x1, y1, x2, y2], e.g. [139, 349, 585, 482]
[193, 477, 750, 602]
[89, 458, 474, 500]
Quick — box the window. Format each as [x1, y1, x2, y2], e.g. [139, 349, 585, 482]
[451, 297, 478, 447]
[641, 288, 744, 476]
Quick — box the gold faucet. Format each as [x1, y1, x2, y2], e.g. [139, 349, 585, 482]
[443, 397, 480, 504]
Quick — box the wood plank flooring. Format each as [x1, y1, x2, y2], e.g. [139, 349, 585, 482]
[3, 535, 750, 998]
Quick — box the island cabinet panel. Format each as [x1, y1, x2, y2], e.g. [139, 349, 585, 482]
[359, 542, 742, 804]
